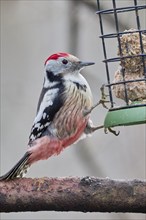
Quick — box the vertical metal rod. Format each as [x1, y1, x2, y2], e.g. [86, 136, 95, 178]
[134, 0, 146, 79]
[112, 0, 129, 105]
[97, 0, 114, 108]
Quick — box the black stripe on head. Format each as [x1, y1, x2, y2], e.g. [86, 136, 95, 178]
[46, 70, 62, 82]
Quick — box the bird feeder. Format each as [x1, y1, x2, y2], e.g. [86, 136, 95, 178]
[96, 0, 146, 128]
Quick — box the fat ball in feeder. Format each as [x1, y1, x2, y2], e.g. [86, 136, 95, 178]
[113, 29, 146, 103]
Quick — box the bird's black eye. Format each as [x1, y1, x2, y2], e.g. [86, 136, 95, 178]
[62, 59, 68, 65]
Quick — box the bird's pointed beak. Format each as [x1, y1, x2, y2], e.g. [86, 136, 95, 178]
[79, 61, 95, 67]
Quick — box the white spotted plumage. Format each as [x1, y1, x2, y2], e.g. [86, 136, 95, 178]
[29, 87, 60, 143]
[28, 54, 94, 144]
[0, 52, 99, 180]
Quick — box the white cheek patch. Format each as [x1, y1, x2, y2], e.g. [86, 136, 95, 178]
[45, 60, 61, 76]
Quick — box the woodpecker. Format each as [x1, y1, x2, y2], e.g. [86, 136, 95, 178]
[0, 52, 103, 180]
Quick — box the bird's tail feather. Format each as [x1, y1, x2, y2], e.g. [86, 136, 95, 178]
[0, 152, 30, 180]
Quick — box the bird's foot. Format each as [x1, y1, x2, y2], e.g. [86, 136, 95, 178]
[83, 85, 110, 117]
[99, 84, 110, 109]
[104, 127, 120, 136]
[85, 123, 119, 136]
[85, 124, 104, 134]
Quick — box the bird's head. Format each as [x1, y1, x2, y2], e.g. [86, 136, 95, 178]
[44, 52, 95, 82]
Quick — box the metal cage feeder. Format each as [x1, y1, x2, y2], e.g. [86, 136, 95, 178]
[96, 0, 146, 128]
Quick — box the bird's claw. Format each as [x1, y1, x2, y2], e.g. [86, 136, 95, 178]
[100, 84, 109, 99]
[98, 99, 110, 109]
[85, 124, 120, 136]
[99, 84, 110, 109]
[104, 127, 120, 136]
[83, 85, 111, 117]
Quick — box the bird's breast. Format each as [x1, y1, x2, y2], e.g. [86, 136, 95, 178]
[50, 82, 93, 142]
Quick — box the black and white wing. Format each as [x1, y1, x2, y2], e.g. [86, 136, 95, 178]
[28, 84, 64, 145]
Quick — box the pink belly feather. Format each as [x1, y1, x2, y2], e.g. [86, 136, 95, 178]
[27, 116, 88, 165]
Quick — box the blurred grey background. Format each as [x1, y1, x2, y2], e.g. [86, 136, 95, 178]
[1, 0, 146, 219]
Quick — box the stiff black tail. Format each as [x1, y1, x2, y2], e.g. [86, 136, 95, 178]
[0, 152, 30, 180]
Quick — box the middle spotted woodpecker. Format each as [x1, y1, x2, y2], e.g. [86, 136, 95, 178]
[0, 52, 104, 180]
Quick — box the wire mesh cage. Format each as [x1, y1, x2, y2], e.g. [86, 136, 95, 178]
[96, 0, 146, 128]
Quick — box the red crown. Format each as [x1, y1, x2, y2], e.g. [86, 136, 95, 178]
[45, 52, 69, 65]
